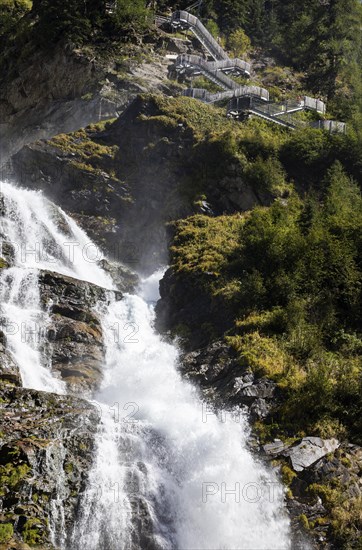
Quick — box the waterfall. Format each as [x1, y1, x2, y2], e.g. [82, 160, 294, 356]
[0, 180, 112, 392]
[0, 180, 291, 549]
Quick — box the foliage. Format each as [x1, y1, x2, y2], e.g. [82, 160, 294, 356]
[0, 0, 31, 39]
[0, 523, 13, 543]
[170, 161, 362, 443]
[227, 28, 251, 57]
[113, 0, 151, 31]
[30, 0, 105, 44]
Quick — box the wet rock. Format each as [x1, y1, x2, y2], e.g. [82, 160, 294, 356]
[0, 386, 99, 548]
[180, 341, 277, 420]
[97, 258, 139, 293]
[0, 330, 21, 387]
[39, 270, 111, 392]
[283, 437, 340, 472]
[0, 242, 15, 268]
[263, 439, 288, 456]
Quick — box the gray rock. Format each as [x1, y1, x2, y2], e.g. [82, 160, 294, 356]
[39, 270, 111, 391]
[0, 386, 99, 548]
[283, 437, 340, 472]
[263, 439, 287, 456]
[0, 330, 22, 387]
[97, 258, 139, 293]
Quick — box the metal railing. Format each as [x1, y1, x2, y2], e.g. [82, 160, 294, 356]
[176, 53, 251, 77]
[310, 120, 347, 133]
[171, 10, 228, 61]
[304, 96, 326, 115]
[184, 86, 269, 104]
[165, 11, 345, 133]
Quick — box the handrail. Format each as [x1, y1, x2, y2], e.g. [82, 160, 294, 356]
[303, 96, 326, 115]
[171, 10, 228, 61]
[167, 10, 345, 133]
[176, 54, 238, 90]
[310, 120, 347, 133]
[183, 86, 269, 104]
[176, 53, 251, 77]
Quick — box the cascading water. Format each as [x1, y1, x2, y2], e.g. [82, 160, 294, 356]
[0, 180, 292, 549]
[0, 180, 113, 393]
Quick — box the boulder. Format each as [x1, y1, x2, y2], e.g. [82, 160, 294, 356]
[283, 437, 340, 472]
[180, 341, 277, 420]
[39, 270, 111, 392]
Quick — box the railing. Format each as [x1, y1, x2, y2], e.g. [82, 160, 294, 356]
[155, 15, 171, 28]
[176, 53, 251, 77]
[176, 54, 238, 90]
[166, 11, 345, 133]
[184, 86, 269, 104]
[171, 10, 228, 61]
[310, 120, 347, 133]
[304, 96, 326, 115]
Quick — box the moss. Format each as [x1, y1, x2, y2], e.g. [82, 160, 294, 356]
[48, 128, 119, 179]
[64, 462, 74, 474]
[0, 257, 9, 269]
[281, 464, 297, 486]
[310, 516, 328, 528]
[299, 514, 310, 530]
[0, 462, 31, 490]
[307, 482, 362, 544]
[227, 332, 289, 379]
[21, 517, 45, 545]
[340, 456, 352, 468]
[171, 214, 245, 280]
[0, 523, 13, 543]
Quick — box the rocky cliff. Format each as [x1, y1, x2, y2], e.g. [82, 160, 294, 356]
[8, 94, 281, 273]
[0, 28, 177, 166]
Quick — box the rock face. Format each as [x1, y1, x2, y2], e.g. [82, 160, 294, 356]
[0, 331, 22, 388]
[0, 385, 99, 548]
[156, 268, 238, 349]
[180, 340, 277, 421]
[9, 94, 274, 273]
[39, 270, 112, 392]
[0, 37, 173, 166]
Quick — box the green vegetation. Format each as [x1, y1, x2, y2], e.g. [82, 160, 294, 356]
[308, 483, 362, 547]
[170, 160, 362, 444]
[113, 0, 151, 32]
[227, 28, 251, 58]
[0, 523, 13, 543]
[21, 517, 45, 545]
[0, 0, 31, 40]
[0, 462, 31, 493]
[48, 128, 119, 177]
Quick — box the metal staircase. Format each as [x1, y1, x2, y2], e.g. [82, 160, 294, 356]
[160, 10, 346, 133]
[171, 10, 228, 61]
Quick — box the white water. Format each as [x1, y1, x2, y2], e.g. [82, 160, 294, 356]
[0, 180, 113, 392]
[0, 180, 291, 549]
